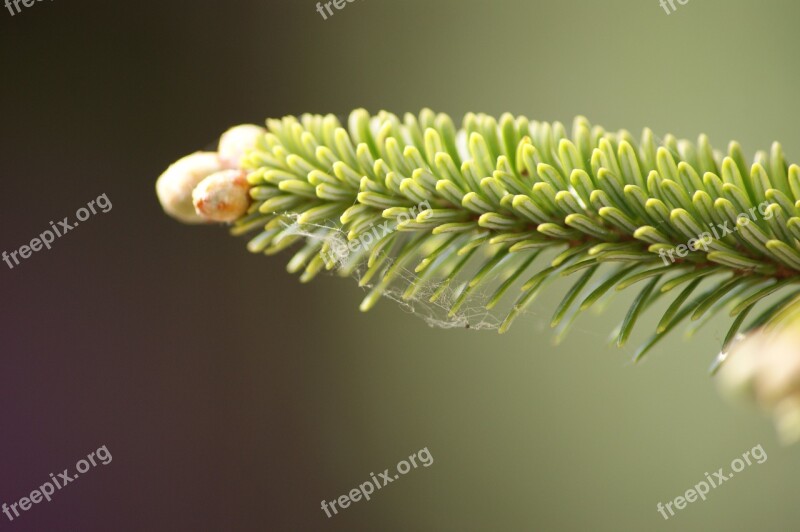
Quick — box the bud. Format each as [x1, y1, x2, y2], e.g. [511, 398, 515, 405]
[716, 334, 763, 402]
[192, 169, 250, 223]
[774, 395, 800, 445]
[218, 124, 266, 169]
[718, 312, 800, 444]
[751, 326, 800, 407]
[156, 152, 225, 224]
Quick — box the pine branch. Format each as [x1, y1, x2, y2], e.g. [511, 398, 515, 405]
[157, 109, 800, 362]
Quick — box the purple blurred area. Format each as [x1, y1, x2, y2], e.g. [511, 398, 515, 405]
[0, 2, 343, 530]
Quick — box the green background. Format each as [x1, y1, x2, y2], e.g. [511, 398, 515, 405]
[1, 0, 799, 530]
[302, 0, 800, 530]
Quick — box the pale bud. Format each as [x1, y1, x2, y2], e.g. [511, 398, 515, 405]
[218, 124, 266, 169]
[192, 169, 250, 223]
[716, 334, 763, 401]
[773, 395, 800, 445]
[718, 315, 800, 443]
[751, 327, 800, 407]
[156, 152, 225, 224]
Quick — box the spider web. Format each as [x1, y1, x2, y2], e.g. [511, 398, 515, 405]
[276, 215, 624, 347]
[278, 216, 508, 331]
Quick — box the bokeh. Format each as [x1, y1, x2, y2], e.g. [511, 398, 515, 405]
[1, 1, 799, 530]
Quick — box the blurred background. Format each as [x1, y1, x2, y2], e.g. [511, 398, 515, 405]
[1, 0, 799, 530]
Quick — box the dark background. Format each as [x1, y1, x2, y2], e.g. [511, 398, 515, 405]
[2, 1, 800, 531]
[0, 2, 343, 530]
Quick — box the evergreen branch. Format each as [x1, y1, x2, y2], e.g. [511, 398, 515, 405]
[157, 109, 800, 362]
